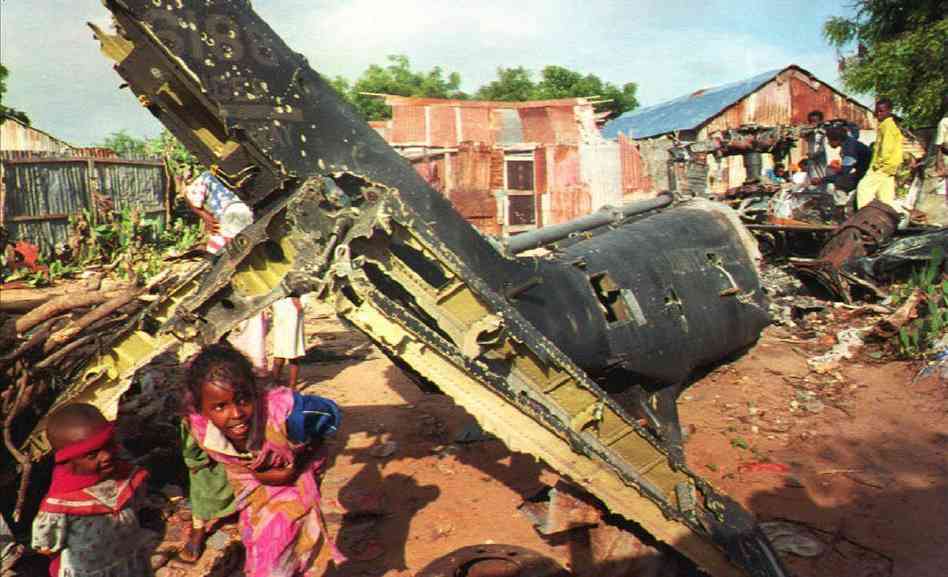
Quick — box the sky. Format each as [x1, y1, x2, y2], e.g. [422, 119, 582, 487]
[0, 0, 860, 146]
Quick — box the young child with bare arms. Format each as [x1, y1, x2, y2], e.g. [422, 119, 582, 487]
[180, 343, 343, 577]
[271, 296, 306, 387]
[32, 404, 152, 577]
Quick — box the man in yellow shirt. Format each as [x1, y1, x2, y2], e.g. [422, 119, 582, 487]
[856, 98, 903, 209]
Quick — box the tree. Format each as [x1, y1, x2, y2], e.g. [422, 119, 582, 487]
[341, 55, 467, 120]
[475, 67, 536, 102]
[475, 65, 638, 118]
[0, 63, 31, 125]
[144, 129, 196, 170]
[535, 66, 638, 118]
[99, 129, 195, 170]
[100, 130, 149, 157]
[824, 0, 947, 126]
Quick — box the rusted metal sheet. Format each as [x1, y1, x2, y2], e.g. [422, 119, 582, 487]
[618, 134, 653, 194]
[0, 119, 74, 154]
[552, 145, 581, 189]
[791, 201, 899, 301]
[496, 108, 524, 145]
[460, 107, 492, 144]
[703, 72, 792, 134]
[549, 106, 580, 145]
[520, 107, 555, 144]
[429, 106, 458, 147]
[789, 74, 875, 128]
[549, 185, 591, 226]
[391, 105, 427, 144]
[534, 148, 548, 195]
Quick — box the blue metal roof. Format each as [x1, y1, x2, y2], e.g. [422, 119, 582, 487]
[601, 68, 783, 140]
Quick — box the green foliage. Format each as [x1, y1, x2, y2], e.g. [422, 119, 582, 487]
[730, 437, 749, 450]
[823, 0, 947, 126]
[145, 129, 197, 170]
[335, 55, 467, 120]
[98, 129, 196, 170]
[100, 130, 149, 157]
[891, 247, 948, 358]
[333, 57, 639, 120]
[475, 67, 537, 102]
[0, 63, 31, 125]
[475, 65, 638, 118]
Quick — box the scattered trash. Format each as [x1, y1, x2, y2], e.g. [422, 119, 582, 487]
[760, 521, 826, 557]
[807, 327, 868, 373]
[871, 288, 923, 338]
[855, 228, 948, 280]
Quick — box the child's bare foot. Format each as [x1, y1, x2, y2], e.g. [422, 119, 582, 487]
[179, 525, 206, 563]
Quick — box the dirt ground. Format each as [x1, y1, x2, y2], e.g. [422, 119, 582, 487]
[292, 300, 947, 577]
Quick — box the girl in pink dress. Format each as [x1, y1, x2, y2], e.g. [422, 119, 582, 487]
[182, 344, 343, 577]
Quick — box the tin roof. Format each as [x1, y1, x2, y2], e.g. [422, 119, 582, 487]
[601, 67, 785, 140]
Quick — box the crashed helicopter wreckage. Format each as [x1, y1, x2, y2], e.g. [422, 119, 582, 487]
[1, 1, 790, 575]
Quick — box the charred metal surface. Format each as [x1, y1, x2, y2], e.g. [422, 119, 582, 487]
[415, 544, 568, 577]
[792, 201, 899, 301]
[669, 125, 810, 167]
[19, 2, 794, 576]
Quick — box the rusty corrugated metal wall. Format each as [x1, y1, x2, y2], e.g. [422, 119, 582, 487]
[0, 119, 74, 154]
[618, 134, 654, 197]
[384, 97, 614, 235]
[677, 69, 877, 193]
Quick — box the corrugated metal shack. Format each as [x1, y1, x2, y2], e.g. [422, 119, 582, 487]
[1, 118, 169, 252]
[369, 96, 624, 236]
[602, 65, 878, 195]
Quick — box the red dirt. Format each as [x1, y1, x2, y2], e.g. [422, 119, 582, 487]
[283, 304, 946, 576]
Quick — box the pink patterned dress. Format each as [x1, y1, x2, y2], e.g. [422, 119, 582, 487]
[186, 387, 341, 577]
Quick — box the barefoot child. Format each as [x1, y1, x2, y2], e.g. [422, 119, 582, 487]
[178, 422, 236, 563]
[271, 296, 305, 387]
[181, 344, 342, 577]
[32, 404, 152, 577]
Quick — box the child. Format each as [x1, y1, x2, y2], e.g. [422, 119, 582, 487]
[32, 404, 152, 577]
[178, 421, 236, 563]
[184, 168, 268, 372]
[271, 296, 306, 387]
[181, 344, 343, 577]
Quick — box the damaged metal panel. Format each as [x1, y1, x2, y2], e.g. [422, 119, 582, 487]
[792, 201, 900, 302]
[19, 2, 793, 576]
[429, 105, 458, 147]
[618, 133, 653, 195]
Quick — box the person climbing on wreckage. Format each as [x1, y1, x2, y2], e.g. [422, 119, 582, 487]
[856, 98, 904, 210]
[183, 167, 269, 373]
[811, 125, 871, 213]
[179, 343, 343, 576]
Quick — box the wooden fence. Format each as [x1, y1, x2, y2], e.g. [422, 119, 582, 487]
[0, 152, 169, 252]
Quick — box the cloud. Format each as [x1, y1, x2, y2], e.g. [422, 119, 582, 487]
[1, 0, 852, 145]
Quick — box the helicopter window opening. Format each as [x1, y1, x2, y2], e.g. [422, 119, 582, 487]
[589, 272, 631, 324]
[390, 242, 450, 290]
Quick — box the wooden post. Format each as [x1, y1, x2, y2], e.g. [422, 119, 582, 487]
[86, 158, 98, 225]
[162, 158, 173, 224]
[0, 160, 6, 228]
